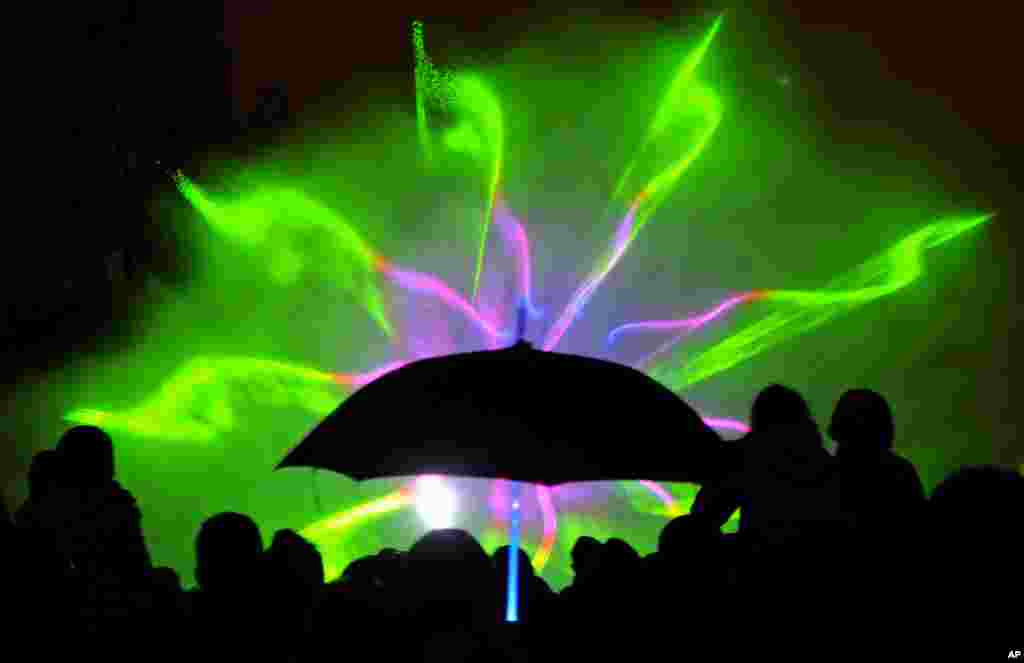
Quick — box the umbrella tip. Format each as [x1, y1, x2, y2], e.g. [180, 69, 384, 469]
[511, 338, 533, 351]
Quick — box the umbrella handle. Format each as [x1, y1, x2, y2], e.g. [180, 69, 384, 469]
[505, 481, 522, 623]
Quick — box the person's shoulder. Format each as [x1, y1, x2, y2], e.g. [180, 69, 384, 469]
[881, 451, 920, 474]
[106, 481, 141, 507]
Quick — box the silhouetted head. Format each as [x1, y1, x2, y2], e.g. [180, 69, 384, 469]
[340, 556, 379, 587]
[930, 465, 1024, 533]
[56, 426, 114, 486]
[829, 389, 894, 453]
[570, 535, 602, 577]
[493, 545, 534, 578]
[929, 466, 1024, 590]
[658, 513, 722, 560]
[374, 548, 404, 586]
[410, 528, 489, 566]
[27, 449, 65, 501]
[408, 529, 494, 615]
[267, 529, 324, 591]
[195, 512, 264, 594]
[751, 385, 814, 432]
[603, 538, 640, 571]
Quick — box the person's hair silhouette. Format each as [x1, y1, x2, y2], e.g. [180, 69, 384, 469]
[267, 528, 324, 592]
[56, 425, 115, 486]
[926, 465, 1023, 641]
[751, 383, 815, 432]
[828, 388, 924, 531]
[658, 513, 721, 561]
[693, 382, 847, 605]
[195, 512, 264, 594]
[569, 535, 602, 581]
[930, 465, 1024, 530]
[406, 528, 496, 628]
[828, 388, 895, 454]
[26, 449, 64, 502]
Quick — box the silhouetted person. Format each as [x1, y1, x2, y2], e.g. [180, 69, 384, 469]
[374, 547, 404, 589]
[56, 426, 151, 580]
[633, 514, 730, 645]
[14, 450, 73, 573]
[195, 511, 264, 595]
[16, 449, 65, 529]
[22, 449, 64, 503]
[564, 535, 602, 593]
[406, 528, 495, 621]
[192, 512, 266, 660]
[265, 529, 324, 661]
[49, 426, 154, 645]
[150, 566, 184, 608]
[338, 554, 381, 590]
[695, 385, 844, 541]
[693, 385, 846, 622]
[596, 536, 645, 640]
[557, 534, 604, 632]
[267, 529, 323, 595]
[658, 512, 721, 560]
[925, 466, 1023, 646]
[403, 529, 501, 660]
[829, 389, 925, 530]
[144, 566, 189, 662]
[604, 537, 640, 568]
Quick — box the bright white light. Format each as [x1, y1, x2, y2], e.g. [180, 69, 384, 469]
[415, 475, 457, 530]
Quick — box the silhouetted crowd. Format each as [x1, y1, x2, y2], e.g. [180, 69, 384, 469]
[3, 386, 1021, 660]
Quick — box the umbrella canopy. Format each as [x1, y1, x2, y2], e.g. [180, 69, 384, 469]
[277, 340, 724, 485]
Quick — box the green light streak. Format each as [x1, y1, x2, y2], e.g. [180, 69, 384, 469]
[621, 482, 740, 529]
[612, 15, 724, 237]
[583, 17, 723, 288]
[65, 356, 343, 442]
[410, 21, 504, 300]
[447, 74, 504, 300]
[300, 490, 411, 543]
[300, 490, 414, 583]
[174, 172, 393, 338]
[650, 214, 993, 390]
[413, 20, 449, 164]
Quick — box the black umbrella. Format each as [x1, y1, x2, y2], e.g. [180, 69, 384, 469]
[277, 310, 724, 621]
[278, 341, 723, 484]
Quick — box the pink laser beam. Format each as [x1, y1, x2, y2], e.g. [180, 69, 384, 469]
[533, 485, 558, 570]
[638, 480, 682, 517]
[493, 201, 541, 318]
[380, 263, 507, 347]
[490, 479, 509, 527]
[608, 291, 765, 346]
[543, 202, 641, 351]
[703, 417, 751, 434]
